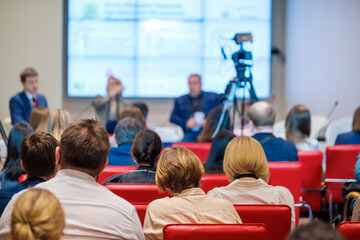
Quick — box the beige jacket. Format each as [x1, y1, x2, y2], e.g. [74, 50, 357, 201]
[143, 187, 242, 240]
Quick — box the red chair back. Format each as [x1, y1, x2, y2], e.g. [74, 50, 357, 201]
[171, 142, 212, 163]
[325, 145, 360, 203]
[337, 221, 360, 240]
[298, 151, 323, 212]
[134, 204, 147, 226]
[234, 205, 291, 240]
[200, 174, 229, 193]
[97, 166, 136, 183]
[163, 223, 270, 240]
[104, 183, 170, 204]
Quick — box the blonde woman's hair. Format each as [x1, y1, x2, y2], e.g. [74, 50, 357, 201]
[11, 188, 65, 240]
[156, 146, 205, 194]
[48, 109, 71, 141]
[29, 107, 50, 133]
[223, 136, 269, 183]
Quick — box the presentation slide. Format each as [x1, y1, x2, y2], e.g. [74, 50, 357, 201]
[67, 0, 272, 98]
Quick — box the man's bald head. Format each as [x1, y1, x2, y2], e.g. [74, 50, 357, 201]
[248, 101, 276, 127]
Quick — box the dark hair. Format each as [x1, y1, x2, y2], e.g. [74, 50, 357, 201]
[352, 106, 360, 132]
[131, 130, 162, 167]
[115, 117, 144, 145]
[197, 106, 226, 143]
[285, 104, 311, 143]
[286, 221, 344, 240]
[20, 67, 38, 83]
[204, 130, 235, 174]
[21, 132, 59, 178]
[119, 106, 145, 126]
[59, 119, 110, 176]
[2, 123, 34, 181]
[132, 102, 149, 120]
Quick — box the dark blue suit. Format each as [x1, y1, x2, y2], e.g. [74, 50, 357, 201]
[9, 91, 48, 124]
[107, 144, 136, 166]
[335, 131, 360, 145]
[170, 91, 221, 131]
[252, 133, 299, 162]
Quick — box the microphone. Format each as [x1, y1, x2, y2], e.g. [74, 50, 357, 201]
[221, 47, 227, 60]
[317, 101, 339, 141]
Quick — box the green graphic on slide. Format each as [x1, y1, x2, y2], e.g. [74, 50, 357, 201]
[83, 4, 98, 19]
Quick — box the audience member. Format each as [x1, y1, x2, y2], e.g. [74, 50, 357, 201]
[170, 74, 222, 142]
[103, 129, 162, 184]
[286, 220, 344, 240]
[9, 68, 48, 125]
[108, 117, 145, 166]
[248, 101, 299, 162]
[0, 123, 33, 189]
[196, 106, 225, 143]
[0, 132, 58, 215]
[47, 108, 71, 141]
[207, 136, 295, 228]
[0, 119, 144, 239]
[203, 130, 235, 174]
[285, 104, 319, 151]
[143, 146, 241, 240]
[93, 76, 123, 128]
[132, 101, 149, 122]
[351, 195, 360, 221]
[354, 153, 360, 183]
[29, 107, 50, 132]
[10, 188, 65, 240]
[119, 106, 146, 126]
[335, 106, 360, 145]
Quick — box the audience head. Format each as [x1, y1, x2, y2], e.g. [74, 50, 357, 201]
[132, 102, 149, 121]
[248, 101, 276, 128]
[20, 132, 59, 179]
[119, 106, 145, 126]
[114, 117, 144, 145]
[106, 76, 122, 95]
[223, 136, 269, 183]
[48, 109, 71, 141]
[59, 119, 110, 177]
[29, 107, 50, 132]
[20, 67, 38, 95]
[156, 146, 205, 194]
[188, 74, 202, 97]
[197, 106, 225, 143]
[3, 123, 34, 181]
[131, 129, 162, 168]
[286, 220, 344, 240]
[285, 104, 311, 143]
[11, 188, 65, 240]
[204, 130, 236, 173]
[352, 106, 360, 132]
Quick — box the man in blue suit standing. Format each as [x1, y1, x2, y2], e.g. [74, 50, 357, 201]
[9, 68, 48, 124]
[170, 74, 221, 142]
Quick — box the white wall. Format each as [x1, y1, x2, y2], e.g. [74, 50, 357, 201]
[285, 0, 360, 121]
[0, 0, 63, 132]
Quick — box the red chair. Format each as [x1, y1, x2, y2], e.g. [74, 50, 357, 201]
[200, 174, 229, 193]
[235, 205, 291, 240]
[97, 165, 136, 184]
[103, 183, 170, 204]
[298, 151, 323, 212]
[325, 145, 360, 204]
[268, 162, 302, 225]
[337, 221, 360, 240]
[171, 142, 212, 163]
[163, 224, 270, 240]
[134, 204, 148, 226]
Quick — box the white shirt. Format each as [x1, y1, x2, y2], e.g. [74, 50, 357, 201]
[0, 169, 144, 240]
[143, 188, 242, 240]
[25, 91, 36, 107]
[207, 178, 295, 229]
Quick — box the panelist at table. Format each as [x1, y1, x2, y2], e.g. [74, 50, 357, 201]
[9, 68, 48, 124]
[170, 74, 222, 142]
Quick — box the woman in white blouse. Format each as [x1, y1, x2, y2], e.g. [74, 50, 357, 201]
[207, 136, 295, 228]
[143, 146, 241, 240]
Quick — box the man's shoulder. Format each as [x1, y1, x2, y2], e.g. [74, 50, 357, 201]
[175, 94, 190, 102]
[9, 91, 25, 102]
